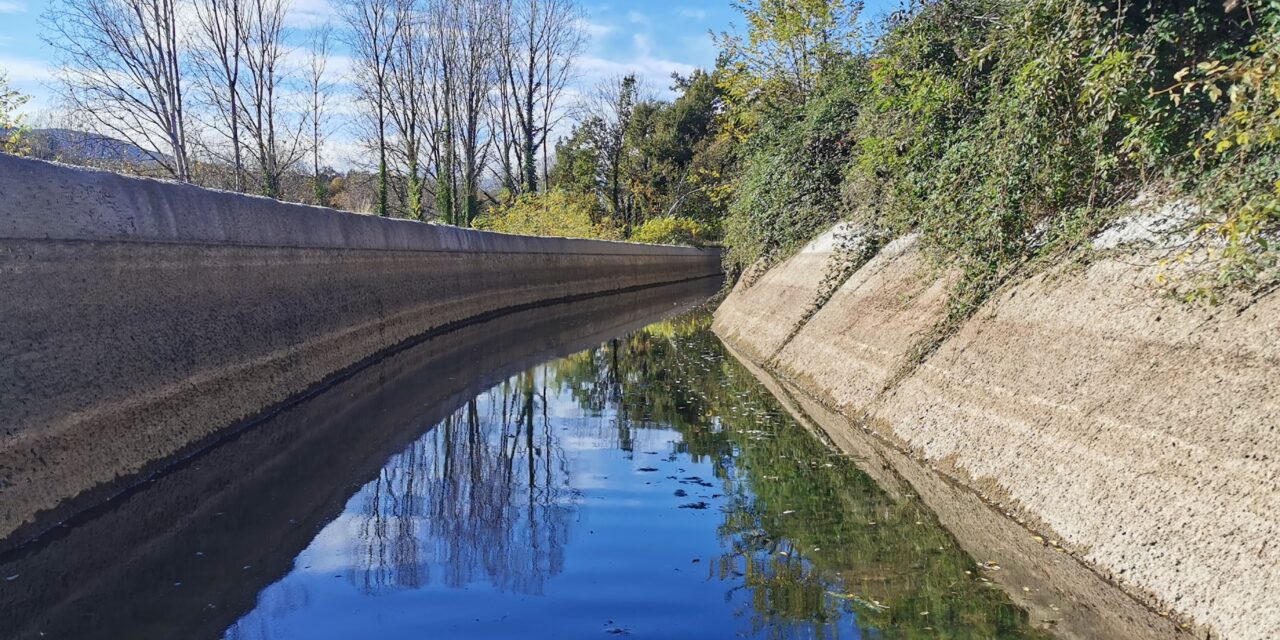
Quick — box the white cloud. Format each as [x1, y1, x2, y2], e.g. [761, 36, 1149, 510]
[577, 18, 615, 41]
[282, 46, 356, 86]
[678, 7, 706, 20]
[0, 54, 55, 117]
[0, 2, 26, 14]
[625, 10, 650, 26]
[576, 54, 696, 98]
[0, 54, 51, 84]
[288, 0, 340, 29]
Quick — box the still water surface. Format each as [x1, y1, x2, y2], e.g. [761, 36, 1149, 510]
[1, 281, 1046, 639]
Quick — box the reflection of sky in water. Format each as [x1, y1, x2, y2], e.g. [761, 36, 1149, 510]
[223, 364, 850, 640]
[221, 315, 1043, 640]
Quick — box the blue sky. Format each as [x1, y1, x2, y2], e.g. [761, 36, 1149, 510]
[0, 0, 899, 162]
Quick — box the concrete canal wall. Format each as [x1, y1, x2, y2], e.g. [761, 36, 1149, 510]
[1, 279, 720, 640]
[714, 225, 1280, 640]
[0, 153, 721, 548]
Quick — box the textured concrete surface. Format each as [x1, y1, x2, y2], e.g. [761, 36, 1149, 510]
[711, 227, 837, 363]
[0, 154, 721, 548]
[725, 341, 1194, 640]
[714, 227, 1279, 640]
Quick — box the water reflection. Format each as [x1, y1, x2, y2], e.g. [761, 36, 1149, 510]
[0, 279, 720, 640]
[224, 311, 1047, 640]
[550, 313, 1048, 639]
[1, 280, 1049, 640]
[346, 379, 573, 597]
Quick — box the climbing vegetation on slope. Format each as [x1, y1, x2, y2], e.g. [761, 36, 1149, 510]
[1169, 16, 1280, 301]
[718, 0, 1275, 307]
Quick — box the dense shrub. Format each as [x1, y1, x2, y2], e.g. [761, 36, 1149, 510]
[472, 190, 621, 240]
[630, 216, 709, 246]
[722, 67, 867, 275]
[719, 0, 1274, 303]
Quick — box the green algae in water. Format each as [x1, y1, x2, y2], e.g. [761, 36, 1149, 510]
[545, 309, 1050, 639]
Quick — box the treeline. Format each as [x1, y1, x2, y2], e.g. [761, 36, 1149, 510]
[24, 0, 726, 245]
[710, 0, 1278, 304]
[32, 0, 588, 222]
[477, 70, 731, 245]
[10, 0, 1279, 269]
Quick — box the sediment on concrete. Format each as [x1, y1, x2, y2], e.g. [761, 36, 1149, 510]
[713, 225, 1280, 640]
[0, 154, 721, 549]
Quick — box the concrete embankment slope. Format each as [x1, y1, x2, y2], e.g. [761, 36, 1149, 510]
[714, 226, 1279, 640]
[0, 153, 721, 548]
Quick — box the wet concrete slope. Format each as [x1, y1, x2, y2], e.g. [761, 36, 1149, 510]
[0, 154, 721, 548]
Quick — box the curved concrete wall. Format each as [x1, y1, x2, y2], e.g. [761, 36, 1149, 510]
[714, 226, 1279, 640]
[0, 153, 721, 548]
[0, 278, 721, 640]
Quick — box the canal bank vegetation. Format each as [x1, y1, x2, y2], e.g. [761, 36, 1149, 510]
[14, 0, 1278, 264]
[471, 0, 1280, 299]
[711, 0, 1278, 306]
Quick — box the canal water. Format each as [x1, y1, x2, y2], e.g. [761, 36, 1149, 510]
[0, 279, 1047, 639]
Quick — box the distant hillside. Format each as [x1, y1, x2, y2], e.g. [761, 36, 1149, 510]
[24, 128, 163, 165]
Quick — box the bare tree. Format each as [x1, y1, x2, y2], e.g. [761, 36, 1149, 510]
[451, 0, 498, 225]
[495, 0, 584, 195]
[388, 0, 430, 220]
[342, 0, 406, 217]
[425, 0, 497, 225]
[427, 0, 458, 223]
[45, 0, 191, 180]
[306, 22, 337, 205]
[238, 0, 305, 199]
[192, 0, 247, 190]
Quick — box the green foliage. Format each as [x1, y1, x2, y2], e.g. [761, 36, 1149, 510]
[548, 70, 731, 240]
[723, 65, 866, 275]
[471, 189, 621, 240]
[548, 124, 600, 196]
[0, 74, 31, 155]
[632, 71, 735, 228]
[718, 0, 1271, 303]
[630, 216, 708, 246]
[1167, 12, 1280, 300]
[715, 0, 866, 140]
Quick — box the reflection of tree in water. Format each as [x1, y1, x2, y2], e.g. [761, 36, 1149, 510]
[349, 368, 573, 596]
[551, 312, 1047, 639]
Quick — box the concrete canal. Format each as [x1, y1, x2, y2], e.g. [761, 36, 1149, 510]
[1, 279, 1069, 640]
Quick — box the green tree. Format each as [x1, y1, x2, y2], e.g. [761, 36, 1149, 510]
[548, 122, 601, 197]
[715, 0, 864, 139]
[0, 74, 30, 155]
[472, 189, 620, 239]
[548, 70, 729, 240]
[630, 70, 731, 228]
